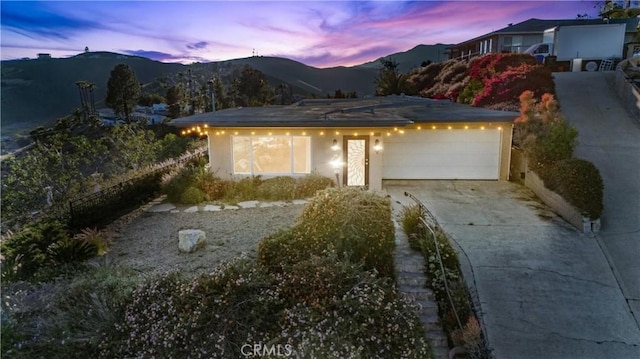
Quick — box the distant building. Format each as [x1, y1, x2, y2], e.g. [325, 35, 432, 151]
[448, 17, 640, 60]
[37, 53, 51, 59]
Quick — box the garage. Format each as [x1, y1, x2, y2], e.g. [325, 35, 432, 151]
[382, 129, 502, 180]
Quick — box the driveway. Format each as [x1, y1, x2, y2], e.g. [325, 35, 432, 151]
[386, 180, 640, 359]
[554, 71, 640, 329]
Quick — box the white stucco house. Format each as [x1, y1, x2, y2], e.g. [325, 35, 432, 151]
[170, 96, 518, 191]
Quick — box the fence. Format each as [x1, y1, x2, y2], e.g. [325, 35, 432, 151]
[403, 191, 464, 334]
[65, 146, 207, 229]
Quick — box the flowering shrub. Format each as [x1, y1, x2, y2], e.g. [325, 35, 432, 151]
[97, 254, 431, 358]
[409, 60, 469, 100]
[468, 53, 539, 80]
[472, 64, 554, 108]
[258, 187, 396, 278]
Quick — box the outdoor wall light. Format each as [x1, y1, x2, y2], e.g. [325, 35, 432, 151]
[374, 139, 383, 153]
[331, 139, 340, 151]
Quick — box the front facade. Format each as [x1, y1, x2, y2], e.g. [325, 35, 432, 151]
[171, 97, 517, 191]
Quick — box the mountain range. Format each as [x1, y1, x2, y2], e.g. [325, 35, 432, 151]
[0, 44, 450, 138]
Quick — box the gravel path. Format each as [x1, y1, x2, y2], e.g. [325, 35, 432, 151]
[106, 203, 304, 277]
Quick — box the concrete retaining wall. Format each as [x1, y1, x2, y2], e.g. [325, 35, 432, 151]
[512, 148, 598, 234]
[613, 68, 640, 123]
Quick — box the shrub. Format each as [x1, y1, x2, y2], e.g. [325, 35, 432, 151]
[223, 176, 261, 202]
[179, 186, 206, 204]
[528, 120, 578, 172]
[473, 64, 555, 107]
[258, 188, 395, 277]
[258, 176, 297, 200]
[1, 220, 83, 282]
[541, 158, 604, 219]
[275, 255, 431, 359]
[294, 173, 335, 198]
[458, 79, 484, 105]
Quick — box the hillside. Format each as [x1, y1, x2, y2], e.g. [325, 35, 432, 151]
[1, 52, 185, 136]
[355, 44, 453, 73]
[0, 46, 444, 138]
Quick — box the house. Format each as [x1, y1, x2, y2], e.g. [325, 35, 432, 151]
[448, 17, 640, 60]
[169, 96, 518, 191]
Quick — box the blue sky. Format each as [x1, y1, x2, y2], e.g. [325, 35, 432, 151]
[1, 1, 602, 67]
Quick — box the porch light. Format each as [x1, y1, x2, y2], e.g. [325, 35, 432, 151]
[331, 139, 340, 151]
[374, 139, 383, 153]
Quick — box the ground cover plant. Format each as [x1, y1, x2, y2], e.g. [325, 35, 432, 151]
[2, 188, 432, 358]
[400, 204, 490, 358]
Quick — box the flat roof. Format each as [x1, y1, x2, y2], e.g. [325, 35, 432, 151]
[169, 95, 518, 128]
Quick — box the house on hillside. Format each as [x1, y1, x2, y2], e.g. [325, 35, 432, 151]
[448, 17, 640, 60]
[170, 96, 518, 191]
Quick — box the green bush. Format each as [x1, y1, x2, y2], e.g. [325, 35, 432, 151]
[541, 158, 604, 219]
[529, 120, 578, 172]
[258, 176, 297, 200]
[258, 188, 396, 278]
[179, 186, 206, 204]
[295, 173, 335, 198]
[223, 176, 261, 202]
[1, 220, 95, 282]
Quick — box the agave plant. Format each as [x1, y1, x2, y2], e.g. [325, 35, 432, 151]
[74, 228, 111, 256]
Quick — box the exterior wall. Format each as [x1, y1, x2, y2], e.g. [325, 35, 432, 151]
[205, 123, 512, 190]
[206, 128, 386, 190]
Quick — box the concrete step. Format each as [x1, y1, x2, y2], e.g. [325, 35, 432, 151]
[400, 285, 436, 302]
[430, 346, 450, 359]
[419, 311, 440, 324]
[395, 261, 425, 273]
[396, 271, 426, 286]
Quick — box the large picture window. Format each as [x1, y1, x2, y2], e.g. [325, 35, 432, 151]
[232, 135, 311, 175]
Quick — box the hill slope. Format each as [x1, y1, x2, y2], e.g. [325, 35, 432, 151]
[0, 47, 441, 137]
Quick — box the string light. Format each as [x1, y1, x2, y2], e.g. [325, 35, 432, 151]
[447, 126, 452, 130]
[464, 125, 468, 129]
[481, 126, 485, 130]
[432, 126, 436, 130]
[320, 131, 324, 135]
[417, 126, 421, 130]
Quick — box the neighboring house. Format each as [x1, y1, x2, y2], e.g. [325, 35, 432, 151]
[448, 17, 640, 60]
[170, 96, 518, 191]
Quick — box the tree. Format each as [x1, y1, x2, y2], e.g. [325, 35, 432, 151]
[166, 85, 184, 119]
[232, 66, 274, 106]
[375, 58, 413, 96]
[105, 64, 141, 123]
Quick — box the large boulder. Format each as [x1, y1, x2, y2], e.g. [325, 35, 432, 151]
[178, 229, 206, 253]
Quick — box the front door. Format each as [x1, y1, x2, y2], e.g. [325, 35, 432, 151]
[343, 136, 369, 187]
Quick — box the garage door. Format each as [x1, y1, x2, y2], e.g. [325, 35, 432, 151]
[382, 129, 501, 180]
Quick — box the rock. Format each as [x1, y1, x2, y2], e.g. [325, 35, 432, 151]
[203, 205, 221, 211]
[147, 203, 176, 212]
[223, 205, 239, 210]
[238, 200, 259, 208]
[178, 230, 206, 253]
[184, 206, 199, 213]
[292, 199, 308, 205]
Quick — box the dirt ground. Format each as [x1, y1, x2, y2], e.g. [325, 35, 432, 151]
[105, 203, 305, 277]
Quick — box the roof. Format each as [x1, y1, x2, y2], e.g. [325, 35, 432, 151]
[454, 17, 640, 46]
[169, 95, 518, 128]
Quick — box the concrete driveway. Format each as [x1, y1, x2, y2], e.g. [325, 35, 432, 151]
[554, 71, 640, 330]
[386, 180, 640, 359]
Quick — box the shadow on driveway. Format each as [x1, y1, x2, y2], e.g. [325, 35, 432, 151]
[386, 180, 640, 359]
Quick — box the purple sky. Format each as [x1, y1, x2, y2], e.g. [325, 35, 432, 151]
[1, 1, 602, 68]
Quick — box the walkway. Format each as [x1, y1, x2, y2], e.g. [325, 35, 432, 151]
[386, 181, 640, 359]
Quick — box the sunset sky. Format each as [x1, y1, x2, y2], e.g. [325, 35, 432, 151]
[1, 1, 603, 68]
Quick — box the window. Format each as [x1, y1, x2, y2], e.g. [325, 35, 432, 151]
[232, 135, 311, 175]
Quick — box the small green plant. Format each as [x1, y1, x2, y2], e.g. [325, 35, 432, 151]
[257, 176, 296, 200]
[74, 228, 111, 256]
[294, 173, 335, 198]
[180, 186, 206, 204]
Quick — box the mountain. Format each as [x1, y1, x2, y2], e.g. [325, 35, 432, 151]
[0, 46, 448, 138]
[355, 44, 453, 73]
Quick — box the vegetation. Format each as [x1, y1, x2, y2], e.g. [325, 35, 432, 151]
[0, 221, 111, 282]
[105, 64, 141, 123]
[400, 206, 490, 358]
[2, 189, 431, 358]
[514, 90, 604, 219]
[375, 58, 414, 96]
[162, 158, 335, 204]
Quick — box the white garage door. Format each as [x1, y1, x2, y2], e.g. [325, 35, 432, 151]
[382, 129, 501, 180]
